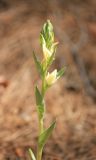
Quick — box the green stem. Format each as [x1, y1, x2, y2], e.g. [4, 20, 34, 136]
[39, 119, 44, 135]
[41, 74, 46, 98]
[37, 148, 43, 160]
[37, 74, 46, 160]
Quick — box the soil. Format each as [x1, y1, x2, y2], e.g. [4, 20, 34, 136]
[0, 0, 96, 160]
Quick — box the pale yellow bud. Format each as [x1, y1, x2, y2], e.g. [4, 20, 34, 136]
[43, 44, 52, 60]
[46, 69, 58, 85]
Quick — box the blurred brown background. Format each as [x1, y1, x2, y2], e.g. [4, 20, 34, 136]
[0, 0, 96, 159]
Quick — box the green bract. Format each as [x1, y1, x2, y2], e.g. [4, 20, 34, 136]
[40, 20, 54, 49]
[30, 20, 65, 160]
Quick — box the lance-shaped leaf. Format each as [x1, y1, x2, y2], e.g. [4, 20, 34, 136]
[57, 68, 65, 78]
[38, 121, 56, 149]
[33, 51, 43, 76]
[29, 148, 36, 160]
[47, 52, 55, 68]
[35, 86, 45, 120]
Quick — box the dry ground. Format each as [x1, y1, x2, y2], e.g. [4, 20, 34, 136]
[0, 1, 96, 159]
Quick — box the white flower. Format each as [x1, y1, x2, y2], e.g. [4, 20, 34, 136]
[46, 69, 58, 86]
[42, 44, 52, 60]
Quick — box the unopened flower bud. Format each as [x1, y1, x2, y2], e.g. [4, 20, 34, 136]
[46, 69, 58, 86]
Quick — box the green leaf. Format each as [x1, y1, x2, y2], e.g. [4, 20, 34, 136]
[33, 51, 43, 76]
[39, 121, 56, 149]
[35, 86, 43, 106]
[29, 148, 36, 160]
[57, 68, 65, 78]
[35, 86, 45, 120]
